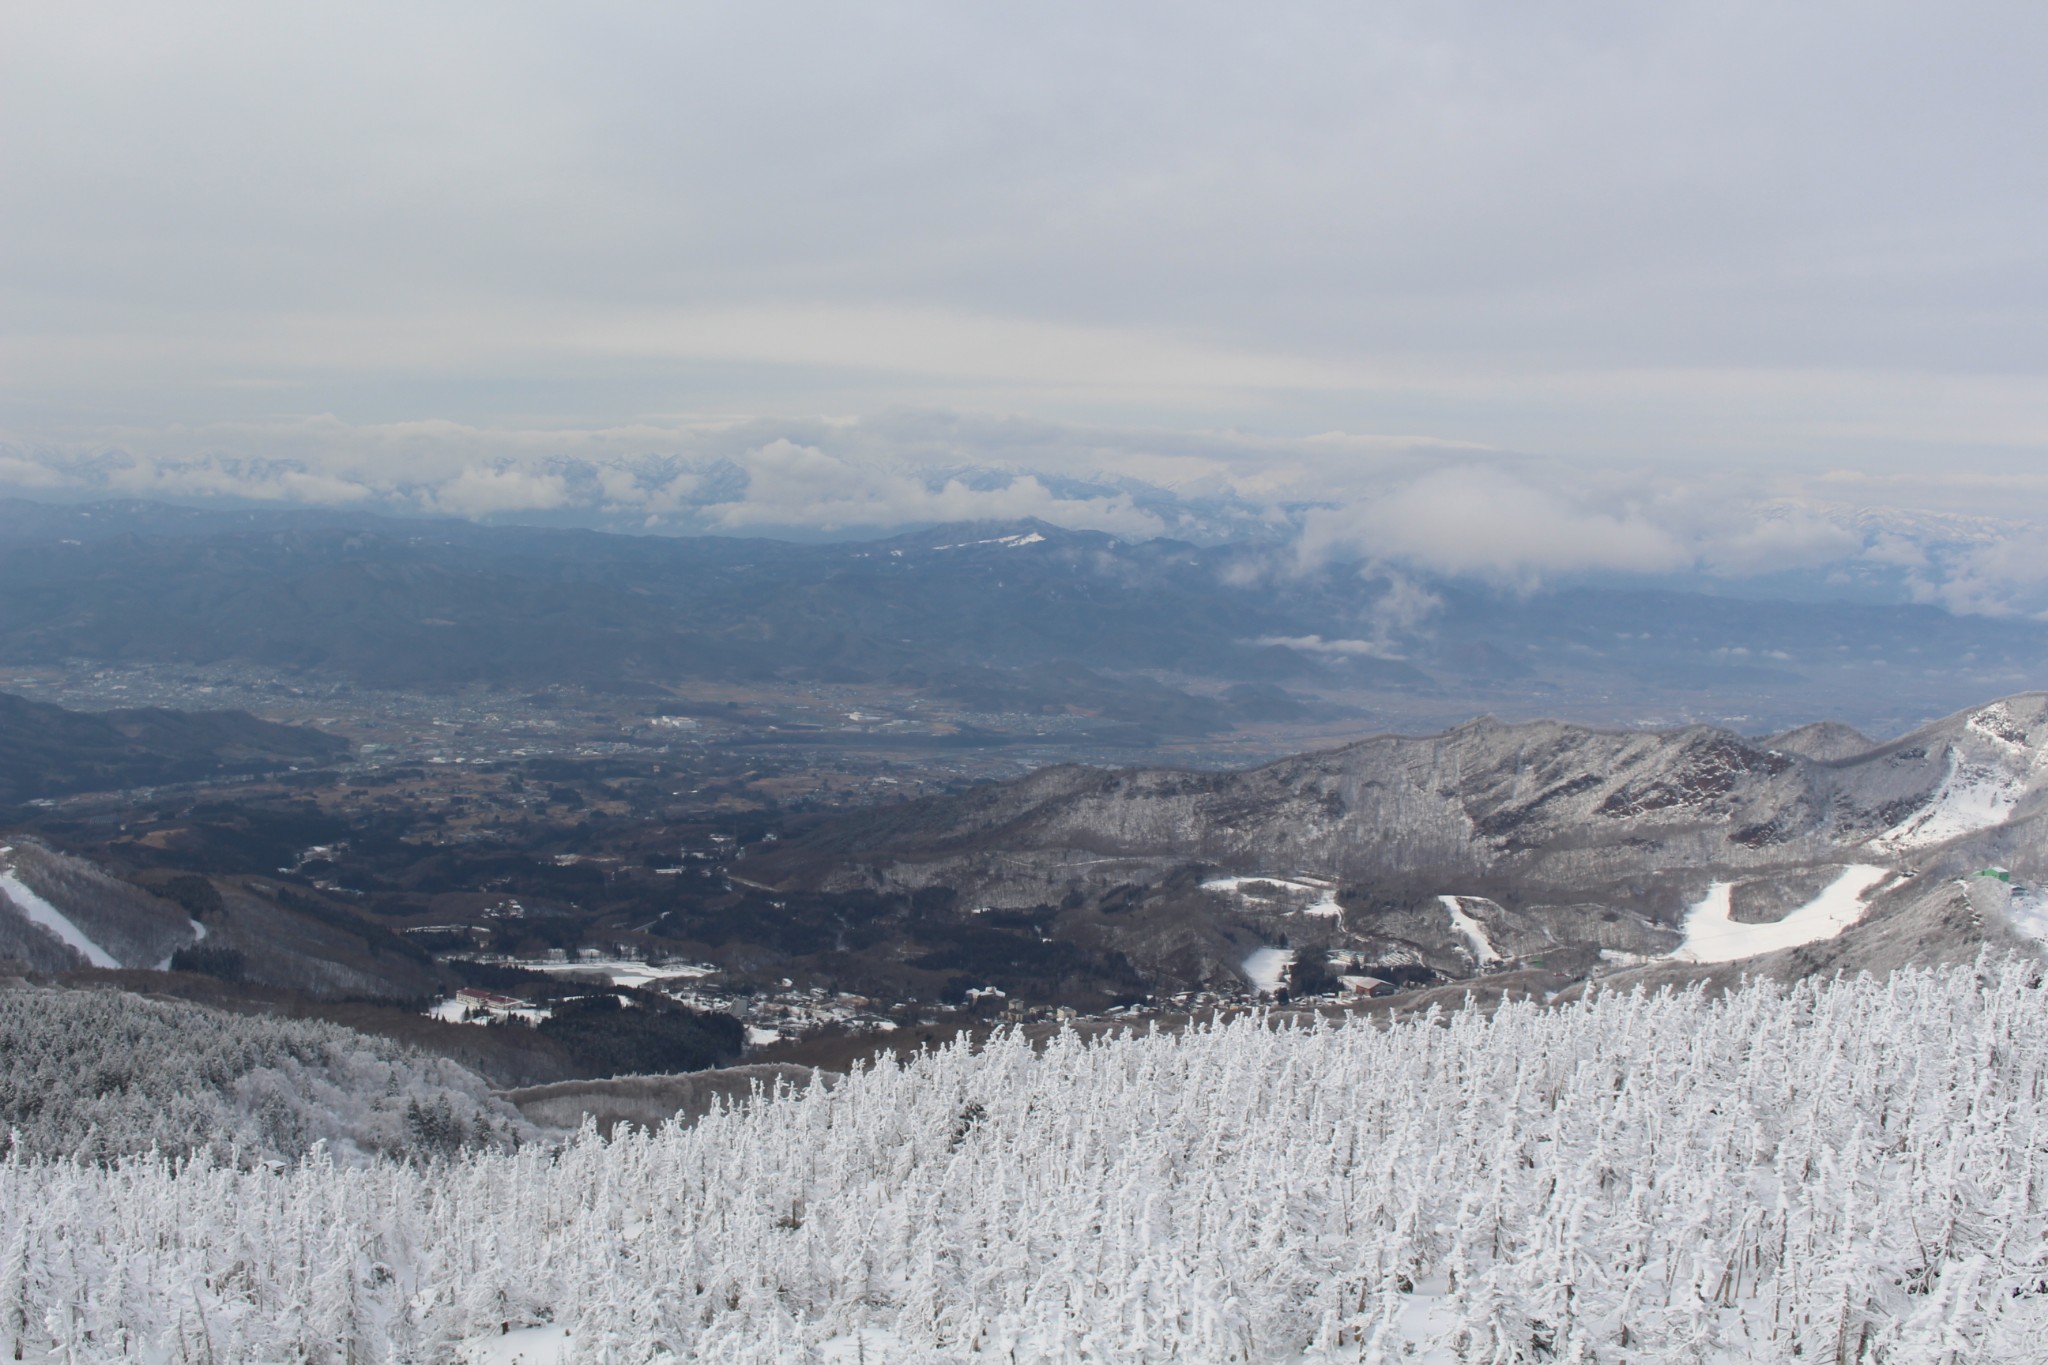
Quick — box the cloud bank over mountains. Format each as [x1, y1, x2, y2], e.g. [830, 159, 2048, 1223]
[3, 4, 2041, 613]
[6, 411, 2047, 618]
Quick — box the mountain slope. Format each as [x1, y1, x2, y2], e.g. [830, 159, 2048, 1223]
[751, 693, 2048, 990]
[0, 984, 529, 1163]
[4, 499, 2047, 733]
[0, 690, 347, 805]
[5, 966, 2044, 1361]
[0, 839, 196, 971]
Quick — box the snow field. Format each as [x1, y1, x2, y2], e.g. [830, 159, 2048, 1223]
[0, 847, 118, 968]
[1873, 748, 2032, 852]
[2006, 885, 2048, 946]
[6, 962, 2048, 1361]
[1204, 874, 1344, 919]
[524, 958, 720, 989]
[1438, 894, 1502, 965]
[426, 998, 553, 1026]
[1672, 864, 1892, 964]
[1239, 944, 1295, 993]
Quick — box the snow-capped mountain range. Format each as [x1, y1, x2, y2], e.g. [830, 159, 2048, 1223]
[756, 693, 2048, 991]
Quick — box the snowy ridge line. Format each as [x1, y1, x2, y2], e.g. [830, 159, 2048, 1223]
[6, 961, 2048, 1361]
[0, 849, 117, 969]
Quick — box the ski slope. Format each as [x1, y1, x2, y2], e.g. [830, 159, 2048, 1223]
[0, 849, 117, 968]
[1672, 864, 1892, 964]
[1439, 894, 1502, 965]
[1862, 702, 2048, 854]
[1204, 874, 1343, 918]
[1239, 944, 1295, 993]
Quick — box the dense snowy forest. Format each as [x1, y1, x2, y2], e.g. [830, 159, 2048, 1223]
[0, 987, 529, 1164]
[5, 962, 2047, 1362]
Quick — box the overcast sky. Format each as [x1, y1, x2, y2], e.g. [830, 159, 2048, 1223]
[2, 2, 2044, 599]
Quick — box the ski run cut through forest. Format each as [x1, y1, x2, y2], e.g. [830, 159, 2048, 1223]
[4, 961, 2047, 1363]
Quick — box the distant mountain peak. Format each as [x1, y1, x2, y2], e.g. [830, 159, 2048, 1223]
[1764, 720, 1876, 762]
[867, 517, 1096, 552]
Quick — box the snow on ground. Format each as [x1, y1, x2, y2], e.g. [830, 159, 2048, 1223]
[1204, 874, 1319, 896]
[1240, 945, 1294, 993]
[816, 1328, 919, 1361]
[155, 917, 206, 971]
[1204, 874, 1342, 918]
[1438, 895, 1502, 965]
[1873, 750, 2030, 852]
[0, 849, 117, 968]
[930, 531, 1046, 550]
[425, 998, 552, 1026]
[524, 958, 718, 989]
[457, 1324, 571, 1364]
[1670, 864, 1893, 964]
[11, 965, 2048, 1361]
[1300, 887, 1342, 918]
[2005, 886, 2048, 946]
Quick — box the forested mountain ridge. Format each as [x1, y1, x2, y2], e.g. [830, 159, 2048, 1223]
[751, 693, 2048, 989]
[0, 985, 529, 1164]
[0, 690, 346, 806]
[767, 692, 2048, 884]
[2, 497, 2042, 734]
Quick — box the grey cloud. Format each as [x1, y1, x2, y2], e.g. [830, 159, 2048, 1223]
[1, 2, 2041, 468]
[11, 412, 2048, 615]
[1697, 509, 1865, 577]
[1300, 469, 1691, 582]
[431, 466, 572, 518]
[706, 439, 1168, 537]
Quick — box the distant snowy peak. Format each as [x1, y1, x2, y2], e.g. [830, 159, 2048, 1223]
[930, 531, 1048, 551]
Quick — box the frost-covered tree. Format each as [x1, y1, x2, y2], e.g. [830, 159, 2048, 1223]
[0, 985, 529, 1165]
[4, 961, 2048, 1361]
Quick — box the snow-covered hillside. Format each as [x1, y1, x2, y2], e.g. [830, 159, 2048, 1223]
[0, 987, 529, 1165]
[0, 839, 198, 971]
[754, 692, 2048, 991]
[5, 962, 2045, 1362]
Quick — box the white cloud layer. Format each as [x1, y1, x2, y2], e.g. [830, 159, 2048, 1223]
[12, 412, 2048, 615]
[432, 466, 571, 518]
[709, 440, 1163, 536]
[0, 3, 2040, 620]
[1302, 470, 1688, 582]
